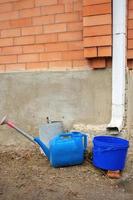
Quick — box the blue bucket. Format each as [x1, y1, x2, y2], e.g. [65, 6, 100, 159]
[92, 136, 129, 170]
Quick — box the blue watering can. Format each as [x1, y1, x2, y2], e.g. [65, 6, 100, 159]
[0, 116, 87, 168]
[34, 132, 87, 167]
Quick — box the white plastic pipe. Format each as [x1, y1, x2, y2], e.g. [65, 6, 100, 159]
[107, 0, 127, 132]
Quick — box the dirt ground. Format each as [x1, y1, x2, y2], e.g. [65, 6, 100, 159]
[0, 146, 133, 200]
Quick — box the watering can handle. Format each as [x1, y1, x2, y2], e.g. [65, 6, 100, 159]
[82, 134, 87, 151]
[59, 133, 88, 151]
[59, 133, 72, 137]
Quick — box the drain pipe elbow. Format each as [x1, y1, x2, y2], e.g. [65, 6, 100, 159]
[107, 0, 127, 132]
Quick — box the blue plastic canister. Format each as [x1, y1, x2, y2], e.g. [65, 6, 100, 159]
[92, 136, 129, 170]
[49, 132, 87, 167]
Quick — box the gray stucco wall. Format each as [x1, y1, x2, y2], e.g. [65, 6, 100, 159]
[0, 69, 112, 146]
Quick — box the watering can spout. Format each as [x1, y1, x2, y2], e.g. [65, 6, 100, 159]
[34, 137, 50, 160]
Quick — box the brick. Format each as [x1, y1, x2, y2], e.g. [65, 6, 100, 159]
[84, 35, 112, 47]
[27, 62, 48, 70]
[0, 11, 19, 22]
[10, 18, 32, 28]
[129, 0, 133, 10]
[83, 3, 111, 16]
[1, 28, 21, 38]
[58, 31, 82, 42]
[0, 21, 10, 30]
[83, 0, 111, 6]
[127, 60, 133, 69]
[41, 5, 64, 15]
[79, 10, 83, 21]
[22, 26, 43, 36]
[58, 0, 77, 3]
[14, 36, 35, 45]
[74, 2, 82, 11]
[33, 15, 54, 26]
[18, 54, 39, 63]
[0, 55, 17, 64]
[107, 170, 121, 179]
[106, 58, 112, 67]
[49, 61, 72, 69]
[0, 38, 13, 47]
[40, 52, 62, 61]
[67, 22, 83, 31]
[35, 0, 58, 7]
[128, 29, 133, 39]
[83, 14, 111, 26]
[0, 3, 12, 13]
[128, 9, 133, 20]
[90, 58, 106, 69]
[128, 19, 133, 29]
[44, 23, 66, 34]
[73, 60, 90, 68]
[23, 44, 44, 53]
[55, 13, 79, 23]
[6, 63, 26, 71]
[20, 7, 41, 18]
[83, 25, 111, 37]
[64, 3, 73, 12]
[84, 47, 97, 58]
[0, 65, 5, 72]
[2, 46, 22, 55]
[68, 41, 83, 50]
[128, 39, 133, 49]
[62, 50, 84, 60]
[127, 49, 133, 59]
[36, 34, 57, 44]
[0, 0, 18, 3]
[45, 42, 68, 52]
[98, 46, 112, 57]
[13, 0, 34, 10]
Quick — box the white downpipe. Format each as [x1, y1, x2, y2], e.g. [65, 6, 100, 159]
[107, 0, 127, 132]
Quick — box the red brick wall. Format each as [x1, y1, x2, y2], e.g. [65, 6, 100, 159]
[1, 0, 133, 72]
[128, 0, 133, 69]
[83, 0, 112, 68]
[0, 0, 91, 73]
[82, 0, 133, 70]
[83, 0, 112, 57]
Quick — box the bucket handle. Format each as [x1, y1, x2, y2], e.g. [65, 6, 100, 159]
[82, 134, 87, 151]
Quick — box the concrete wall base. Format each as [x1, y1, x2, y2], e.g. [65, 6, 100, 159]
[0, 69, 112, 146]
